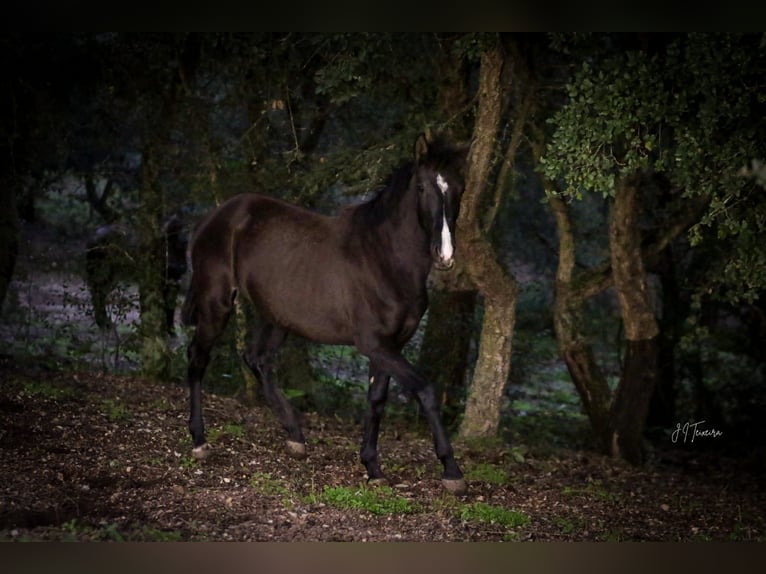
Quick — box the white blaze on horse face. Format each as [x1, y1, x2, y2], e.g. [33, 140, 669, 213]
[436, 174, 454, 263]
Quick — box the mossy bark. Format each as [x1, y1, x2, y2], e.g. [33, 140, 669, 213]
[549, 194, 613, 452]
[417, 288, 477, 429]
[607, 175, 660, 465]
[135, 37, 202, 381]
[457, 45, 519, 439]
[137, 142, 170, 380]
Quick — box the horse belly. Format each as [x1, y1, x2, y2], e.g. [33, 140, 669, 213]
[264, 285, 352, 345]
[240, 240, 354, 345]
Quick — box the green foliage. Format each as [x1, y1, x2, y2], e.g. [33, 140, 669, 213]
[542, 50, 666, 198]
[62, 519, 125, 542]
[207, 422, 245, 442]
[250, 472, 291, 498]
[19, 379, 76, 400]
[136, 527, 184, 542]
[459, 502, 530, 528]
[317, 485, 415, 515]
[61, 518, 184, 542]
[313, 35, 378, 105]
[562, 480, 620, 503]
[101, 398, 131, 422]
[554, 516, 579, 534]
[544, 33, 766, 304]
[310, 33, 439, 109]
[464, 462, 508, 485]
[452, 33, 498, 61]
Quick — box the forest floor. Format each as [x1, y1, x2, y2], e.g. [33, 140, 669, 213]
[2, 221, 765, 542]
[1, 358, 764, 542]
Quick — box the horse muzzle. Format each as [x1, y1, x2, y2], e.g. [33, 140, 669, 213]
[433, 255, 455, 271]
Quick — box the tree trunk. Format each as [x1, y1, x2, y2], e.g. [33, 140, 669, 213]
[457, 44, 519, 439]
[137, 141, 171, 380]
[548, 194, 613, 451]
[460, 294, 516, 437]
[647, 246, 678, 428]
[610, 337, 658, 463]
[417, 287, 477, 429]
[0, 178, 19, 312]
[608, 175, 660, 464]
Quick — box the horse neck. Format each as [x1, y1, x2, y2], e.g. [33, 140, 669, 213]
[353, 175, 432, 271]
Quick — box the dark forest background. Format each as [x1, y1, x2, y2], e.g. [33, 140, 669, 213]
[2, 33, 765, 471]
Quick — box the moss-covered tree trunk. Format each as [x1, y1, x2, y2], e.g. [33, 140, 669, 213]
[457, 44, 519, 439]
[608, 175, 660, 464]
[548, 194, 613, 451]
[417, 285, 476, 429]
[137, 141, 170, 380]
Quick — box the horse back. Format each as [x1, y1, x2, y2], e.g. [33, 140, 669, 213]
[189, 192, 428, 348]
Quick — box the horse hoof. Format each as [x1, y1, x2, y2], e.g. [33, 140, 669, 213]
[368, 477, 390, 487]
[192, 443, 211, 460]
[442, 478, 468, 495]
[286, 440, 307, 459]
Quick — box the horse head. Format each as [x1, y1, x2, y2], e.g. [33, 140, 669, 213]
[412, 133, 468, 271]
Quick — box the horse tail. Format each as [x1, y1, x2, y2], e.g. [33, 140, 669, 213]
[181, 278, 198, 327]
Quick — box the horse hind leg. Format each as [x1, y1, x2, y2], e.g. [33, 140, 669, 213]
[243, 323, 307, 458]
[186, 285, 234, 460]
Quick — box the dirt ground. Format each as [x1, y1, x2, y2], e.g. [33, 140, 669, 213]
[1, 358, 764, 542]
[1, 222, 764, 542]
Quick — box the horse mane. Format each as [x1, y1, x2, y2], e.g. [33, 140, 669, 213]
[346, 162, 415, 229]
[419, 135, 465, 171]
[343, 135, 466, 230]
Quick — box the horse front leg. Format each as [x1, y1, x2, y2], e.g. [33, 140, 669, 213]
[366, 348, 466, 495]
[360, 365, 391, 485]
[243, 323, 307, 458]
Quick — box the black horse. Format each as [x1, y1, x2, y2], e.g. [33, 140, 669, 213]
[85, 215, 188, 335]
[182, 134, 468, 494]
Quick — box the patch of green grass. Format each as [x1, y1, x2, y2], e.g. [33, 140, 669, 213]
[728, 520, 759, 541]
[554, 516, 580, 535]
[180, 456, 197, 469]
[20, 379, 76, 399]
[459, 502, 530, 528]
[562, 480, 620, 503]
[101, 398, 131, 422]
[136, 526, 184, 541]
[602, 528, 626, 542]
[251, 472, 291, 497]
[465, 463, 508, 485]
[317, 485, 415, 516]
[148, 397, 172, 411]
[62, 519, 125, 542]
[207, 422, 245, 442]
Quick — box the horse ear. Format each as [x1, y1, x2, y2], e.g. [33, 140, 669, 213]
[414, 133, 430, 163]
[454, 143, 471, 174]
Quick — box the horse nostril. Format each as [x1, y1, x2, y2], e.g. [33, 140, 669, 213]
[434, 257, 454, 271]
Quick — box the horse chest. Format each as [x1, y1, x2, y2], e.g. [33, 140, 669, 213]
[359, 276, 427, 343]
